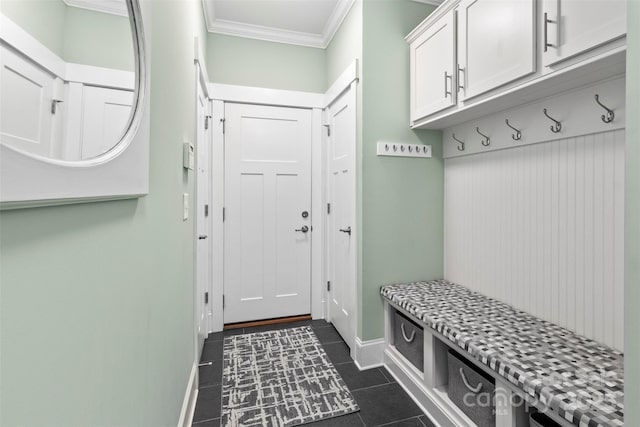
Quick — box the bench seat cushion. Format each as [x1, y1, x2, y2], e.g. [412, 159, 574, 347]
[380, 279, 624, 427]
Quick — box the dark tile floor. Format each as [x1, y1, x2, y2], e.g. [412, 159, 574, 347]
[192, 319, 435, 427]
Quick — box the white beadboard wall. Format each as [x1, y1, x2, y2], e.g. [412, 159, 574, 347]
[444, 129, 625, 351]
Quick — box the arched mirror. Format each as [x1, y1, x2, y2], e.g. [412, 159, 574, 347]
[0, 0, 149, 208]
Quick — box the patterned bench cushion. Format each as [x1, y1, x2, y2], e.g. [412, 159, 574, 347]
[380, 279, 624, 427]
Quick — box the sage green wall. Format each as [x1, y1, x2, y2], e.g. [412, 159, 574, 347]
[359, 0, 440, 341]
[1, 0, 133, 71]
[206, 33, 326, 92]
[0, 0, 206, 425]
[625, 0, 639, 424]
[63, 6, 134, 71]
[1, 0, 66, 57]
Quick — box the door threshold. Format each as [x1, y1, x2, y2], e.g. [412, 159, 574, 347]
[224, 314, 312, 330]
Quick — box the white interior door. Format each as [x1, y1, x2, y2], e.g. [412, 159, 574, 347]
[80, 86, 133, 159]
[224, 103, 312, 324]
[0, 45, 56, 157]
[326, 84, 357, 350]
[196, 76, 211, 352]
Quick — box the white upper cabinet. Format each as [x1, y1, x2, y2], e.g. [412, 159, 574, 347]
[457, 0, 535, 100]
[407, 0, 626, 129]
[409, 9, 456, 122]
[542, 0, 626, 67]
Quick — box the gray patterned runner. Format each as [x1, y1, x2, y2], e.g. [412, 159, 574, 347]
[221, 326, 359, 426]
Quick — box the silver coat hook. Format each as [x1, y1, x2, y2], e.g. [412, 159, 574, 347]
[505, 119, 522, 141]
[543, 108, 562, 133]
[476, 127, 490, 146]
[452, 133, 465, 151]
[594, 94, 614, 123]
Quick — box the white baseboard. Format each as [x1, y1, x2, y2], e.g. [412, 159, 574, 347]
[353, 337, 385, 370]
[177, 362, 198, 427]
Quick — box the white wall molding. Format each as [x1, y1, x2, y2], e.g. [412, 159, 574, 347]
[324, 59, 359, 109]
[444, 128, 626, 350]
[354, 337, 385, 370]
[321, 0, 356, 48]
[65, 63, 134, 90]
[210, 83, 324, 109]
[0, 14, 66, 78]
[410, 0, 445, 6]
[63, 0, 128, 17]
[177, 362, 198, 427]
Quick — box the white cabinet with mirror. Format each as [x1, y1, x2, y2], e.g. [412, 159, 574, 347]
[0, 0, 149, 209]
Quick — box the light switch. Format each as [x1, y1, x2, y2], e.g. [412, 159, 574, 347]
[183, 142, 194, 170]
[183, 193, 189, 220]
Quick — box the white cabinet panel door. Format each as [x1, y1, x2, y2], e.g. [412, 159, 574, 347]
[542, 0, 626, 66]
[224, 103, 312, 324]
[80, 86, 133, 159]
[0, 45, 56, 157]
[410, 9, 456, 123]
[458, 0, 535, 100]
[326, 85, 357, 350]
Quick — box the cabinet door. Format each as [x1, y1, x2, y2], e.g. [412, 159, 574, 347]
[410, 10, 456, 122]
[0, 45, 56, 157]
[458, 0, 535, 100]
[542, 0, 626, 66]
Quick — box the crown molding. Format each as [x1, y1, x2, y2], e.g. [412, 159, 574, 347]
[202, 0, 355, 49]
[63, 0, 128, 17]
[321, 0, 355, 47]
[410, 0, 444, 6]
[207, 19, 326, 48]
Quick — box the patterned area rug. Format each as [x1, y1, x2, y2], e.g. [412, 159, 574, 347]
[221, 326, 359, 426]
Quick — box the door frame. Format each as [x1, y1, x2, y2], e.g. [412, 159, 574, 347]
[206, 61, 358, 334]
[208, 83, 325, 332]
[194, 48, 213, 354]
[323, 62, 359, 354]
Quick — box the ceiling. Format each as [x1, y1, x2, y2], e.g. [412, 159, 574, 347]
[202, 0, 443, 48]
[202, 0, 358, 48]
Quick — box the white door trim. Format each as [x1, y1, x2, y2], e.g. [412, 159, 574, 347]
[209, 83, 325, 109]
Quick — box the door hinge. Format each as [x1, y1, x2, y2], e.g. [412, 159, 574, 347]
[204, 292, 209, 304]
[220, 118, 226, 134]
[222, 207, 226, 221]
[322, 124, 330, 137]
[327, 203, 331, 214]
[223, 295, 225, 309]
[205, 115, 212, 130]
[327, 281, 331, 292]
[204, 204, 209, 217]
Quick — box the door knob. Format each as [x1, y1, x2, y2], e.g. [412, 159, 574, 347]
[339, 227, 351, 235]
[295, 226, 309, 233]
[198, 235, 208, 240]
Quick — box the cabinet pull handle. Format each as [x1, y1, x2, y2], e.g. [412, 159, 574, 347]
[400, 323, 416, 343]
[457, 66, 464, 91]
[544, 12, 555, 52]
[459, 368, 483, 393]
[444, 71, 452, 98]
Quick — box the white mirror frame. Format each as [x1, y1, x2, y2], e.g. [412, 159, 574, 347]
[0, 0, 149, 209]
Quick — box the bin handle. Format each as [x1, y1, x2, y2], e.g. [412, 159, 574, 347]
[459, 368, 483, 393]
[400, 323, 416, 343]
